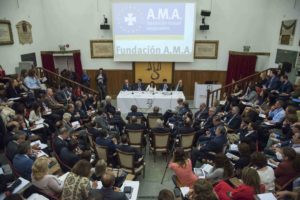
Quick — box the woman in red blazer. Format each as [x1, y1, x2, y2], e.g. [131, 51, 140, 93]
[275, 147, 300, 187]
[214, 167, 262, 200]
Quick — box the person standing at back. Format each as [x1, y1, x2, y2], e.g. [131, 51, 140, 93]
[96, 68, 107, 100]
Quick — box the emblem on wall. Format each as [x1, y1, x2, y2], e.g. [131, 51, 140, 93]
[16, 20, 33, 44]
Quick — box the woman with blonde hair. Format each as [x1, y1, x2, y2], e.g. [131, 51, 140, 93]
[31, 157, 63, 197]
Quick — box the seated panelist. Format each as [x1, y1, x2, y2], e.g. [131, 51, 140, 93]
[146, 81, 157, 93]
[134, 78, 145, 91]
[159, 79, 170, 91]
[122, 79, 132, 91]
[173, 80, 183, 91]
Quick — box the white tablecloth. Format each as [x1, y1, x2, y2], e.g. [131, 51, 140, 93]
[117, 91, 185, 113]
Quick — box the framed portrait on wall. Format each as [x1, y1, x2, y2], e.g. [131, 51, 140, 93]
[194, 40, 219, 59]
[0, 20, 14, 45]
[90, 40, 114, 58]
[279, 19, 297, 46]
[133, 62, 174, 83]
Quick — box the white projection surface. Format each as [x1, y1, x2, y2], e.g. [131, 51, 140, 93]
[112, 1, 196, 62]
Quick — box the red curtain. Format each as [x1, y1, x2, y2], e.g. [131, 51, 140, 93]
[73, 52, 83, 82]
[226, 54, 257, 84]
[41, 53, 55, 72]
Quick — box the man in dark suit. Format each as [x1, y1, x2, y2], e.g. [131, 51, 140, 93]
[117, 135, 143, 162]
[278, 75, 293, 95]
[224, 106, 242, 131]
[109, 111, 126, 134]
[59, 140, 80, 168]
[134, 79, 145, 91]
[99, 173, 128, 200]
[175, 117, 195, 136]
[55, 84, 71, 105]
[95, 130, 117, 157]
[159, 79, 170, 91]
[147, 106, 163, 119]
[126, 105, 146, 122]
[191, 125, 227, 167]
[195, 107, 216, 131]
[6, 131, 26, 161]
[95, 109, 111, 132]
[197, 115, 223, 144]
[122, 79, 132, 91]
[125, 116, 146, 131]
[53, 127, 70, 155]
[173, 80, 183, 91]
[194, 103, 209, 121]
[151, 119, 170, 134]
[13, 141, 34, 180]
[266, 69, 280, 91]
[104, 96, 116, 115]
[44, 88, 64, 115]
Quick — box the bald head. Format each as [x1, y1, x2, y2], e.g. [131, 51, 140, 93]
[101, 173, 115, 188]
[47, 88, 53, 96]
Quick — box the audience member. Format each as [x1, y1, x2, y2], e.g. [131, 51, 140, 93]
[59, 139, 81, 168]
[274, 147, 300, 187]
[31, 157, 63, 196]
[98, 172, 128, 200]
[91, 159, 127, 188]
[168, 147, 197, 187]
[214, 167, 261, 200]
[6, 131, 26, 161]
[206, 153, 233, 184]
[117, 135, 143, 163]
[250, 152, 275, 192]
[62, 160, 97, 200]
[158, 189, 175, 200]
[187, 179, 218, 200]
[13, 141, 34, 180]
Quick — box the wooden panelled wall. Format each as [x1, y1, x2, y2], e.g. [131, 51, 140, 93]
[86, 70, 227, 100]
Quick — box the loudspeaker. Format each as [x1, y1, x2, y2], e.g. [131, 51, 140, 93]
[201, 10, 211, 17]
[100, 24, 110, 30]
[200, 25, 209, 30]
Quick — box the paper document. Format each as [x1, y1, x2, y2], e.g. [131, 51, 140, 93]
[229, 144, 238, 152]
[194, 168, 206, 179]
[31, 140, 48, 149]
[35, 118, 45, 125]
[180, 187, 189, 197]
[263, 121, 274, 126]
[226, 152, 239, 160]
[71, 121, 80, 129]
[256, 193, 277, 200]
[30, 124, 44, 131]
[36, 150, 48, 157]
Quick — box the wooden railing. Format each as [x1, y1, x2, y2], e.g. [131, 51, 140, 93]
[36, 67, 99, 96]
[206, 68, 274, 107]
